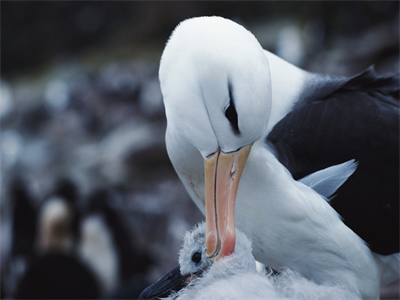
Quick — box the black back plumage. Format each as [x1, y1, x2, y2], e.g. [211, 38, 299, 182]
[268, 68, 399, 255]
[14, 252, 100, 299]
[10, 178, 37, 259]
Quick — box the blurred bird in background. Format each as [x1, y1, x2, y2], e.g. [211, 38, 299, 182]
[14, 186, 100, 299]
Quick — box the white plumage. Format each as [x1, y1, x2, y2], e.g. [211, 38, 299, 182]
[149, 222, 360, 300]
[78, 215, 119, 293]
[159, 16, 399, 299]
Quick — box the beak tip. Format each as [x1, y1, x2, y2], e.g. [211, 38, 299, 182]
[206, 231, 219, 257]
[216, 230, 236, 260]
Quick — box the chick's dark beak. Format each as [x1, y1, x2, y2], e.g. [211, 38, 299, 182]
[139, 264, 185, 299]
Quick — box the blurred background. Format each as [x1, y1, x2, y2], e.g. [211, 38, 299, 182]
[1, 2, 399, 299]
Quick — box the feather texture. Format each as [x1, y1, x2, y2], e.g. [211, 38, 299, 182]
[158, 222, 360, 300]
[299, 159, 358, 200]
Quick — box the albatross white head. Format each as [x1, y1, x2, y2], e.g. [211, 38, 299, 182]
[160, 16, 272, 259]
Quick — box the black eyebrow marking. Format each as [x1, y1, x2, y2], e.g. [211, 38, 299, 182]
[225, 83, 240, 135]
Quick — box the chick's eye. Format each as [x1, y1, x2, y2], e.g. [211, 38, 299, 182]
[191, 252, 202, 264]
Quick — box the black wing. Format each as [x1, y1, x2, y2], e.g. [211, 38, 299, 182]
[268, 68, 399, 255]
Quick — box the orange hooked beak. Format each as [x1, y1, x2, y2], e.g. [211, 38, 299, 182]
[204, 144, 252, 260]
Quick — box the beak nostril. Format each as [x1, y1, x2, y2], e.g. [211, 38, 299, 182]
[230, 162, 236, 177]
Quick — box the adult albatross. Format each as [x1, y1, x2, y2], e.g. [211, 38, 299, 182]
[159, 16, 399, 299]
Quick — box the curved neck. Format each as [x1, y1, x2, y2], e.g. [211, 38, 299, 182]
[263, 51, 310, 134]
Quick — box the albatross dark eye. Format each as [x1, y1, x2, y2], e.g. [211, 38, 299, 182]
[191, 252, 202, 264]
[225, 85, 240, 135]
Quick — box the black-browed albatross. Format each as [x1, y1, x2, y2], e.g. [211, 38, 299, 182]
[159, 16, 399, 299]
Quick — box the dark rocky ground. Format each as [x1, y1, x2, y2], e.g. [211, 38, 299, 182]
[1, 2, 399, 299]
